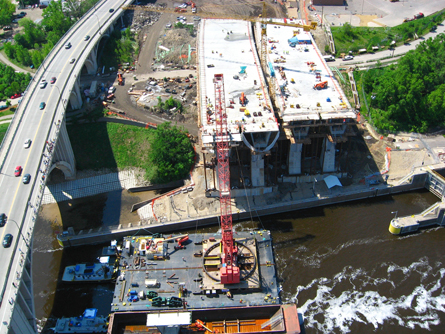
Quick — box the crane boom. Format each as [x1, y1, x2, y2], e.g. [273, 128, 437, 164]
[213, 74, 239, 284]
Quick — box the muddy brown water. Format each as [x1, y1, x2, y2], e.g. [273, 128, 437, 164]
[34, 189, 445, 333]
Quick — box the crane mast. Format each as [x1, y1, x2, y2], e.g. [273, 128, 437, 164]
[213, 74, 240, 284]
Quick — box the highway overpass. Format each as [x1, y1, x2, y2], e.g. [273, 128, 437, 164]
[0, 0, 133, 332]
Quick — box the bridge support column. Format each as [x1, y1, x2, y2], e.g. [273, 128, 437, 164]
[321, 138, 336, 173]
[9, 242, 37, 334]
[69, 76, 83, 110]
[288, 143, 302, 175]
[84, 46, 98, 75]
[251, 153, 265, 187]
[51, 119, 76, 180]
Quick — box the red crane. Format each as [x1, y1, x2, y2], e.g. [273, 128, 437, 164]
[213, 74, 240, 284]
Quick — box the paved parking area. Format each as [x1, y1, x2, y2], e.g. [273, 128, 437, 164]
[313, 0, 445, 27]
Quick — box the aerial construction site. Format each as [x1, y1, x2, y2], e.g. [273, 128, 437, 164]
[198, 17, 356, 197]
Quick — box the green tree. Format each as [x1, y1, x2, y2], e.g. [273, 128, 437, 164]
[148, 123, 194, 183]
[0, 0, 15, 27]
[42, 1, 73, 38]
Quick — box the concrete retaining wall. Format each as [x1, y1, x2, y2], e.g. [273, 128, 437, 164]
[58, 173, 428, 247]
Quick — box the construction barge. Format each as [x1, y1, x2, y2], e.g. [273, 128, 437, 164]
[108, 232, 300, 334]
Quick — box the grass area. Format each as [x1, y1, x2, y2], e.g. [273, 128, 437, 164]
[67, 122, 154, 172]
[0, 108, 16, 117]
[354, 70, 370, 122]
[332, 10, 445, 56]
[0, 123, 10, 143]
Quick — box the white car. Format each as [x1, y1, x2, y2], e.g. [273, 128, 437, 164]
[179, 4, 187, 8]
[343, 55, 354, 61]
[166, 23, 172, 28]
[24, 139, 31, 149]
[39, 81, 47, 89]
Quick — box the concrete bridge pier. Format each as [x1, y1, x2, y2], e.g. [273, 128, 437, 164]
[321, 138, 336, 173]
[84, 44, 98, 75]
[69, 76, 83, 110]
[50, 119, 76, 180]
[8, 244, 37, 334]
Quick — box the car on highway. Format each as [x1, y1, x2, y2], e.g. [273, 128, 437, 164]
[109, 8, 114, 12]
[23, 174, 31, 184]
[39, 81, 47, 89]
[39, 102, 46, 110]
[50, 77, 57, 84]
[2, 234, 13, 248]
[65, 42, 71, 49]
[10, 93, 21, 99]
[14, 166, 22, 177]
[84, 35, 90, 41]
[343, 55, 354, 61]
[24, 138, 31, 148]
[0, 213, 6, 227]
[70, 58, 76, 64]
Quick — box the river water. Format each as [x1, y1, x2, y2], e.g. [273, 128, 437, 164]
[33, 189, 445, 333]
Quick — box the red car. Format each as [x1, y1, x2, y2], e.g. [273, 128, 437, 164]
[10, 93, 21, 99]
[14, 166, 22, 177]
[50, 77, 57, 84]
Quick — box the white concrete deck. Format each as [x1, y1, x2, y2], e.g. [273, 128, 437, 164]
[265, 20, 356, 123]
[198, 19, 279, 152]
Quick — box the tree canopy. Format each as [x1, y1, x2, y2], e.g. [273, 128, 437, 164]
[0, 0, 15, 27]
[5, 0, 98, 68]
[362, 34, 445, 133]
[0, 63, 32, 101]
[148, 123, 195, 183]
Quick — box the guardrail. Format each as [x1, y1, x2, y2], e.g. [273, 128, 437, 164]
[0, 0, 109, 172]
[0, 0, 135, 326]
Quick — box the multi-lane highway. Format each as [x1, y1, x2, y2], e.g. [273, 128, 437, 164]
[0, 0, 132, 332]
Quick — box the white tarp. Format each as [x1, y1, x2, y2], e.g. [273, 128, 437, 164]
[324, 175, 342, 189]
[146, 312, 192, 326]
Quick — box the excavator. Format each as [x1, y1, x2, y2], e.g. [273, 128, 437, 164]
[313, 81, 328, 90]
[239, 92, 247, 107]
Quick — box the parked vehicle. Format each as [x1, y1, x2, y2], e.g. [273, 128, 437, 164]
[343, 55, 354, 61]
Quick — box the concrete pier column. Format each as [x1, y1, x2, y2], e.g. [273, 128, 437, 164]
[51, 119, 76, 180]
[69, 77, 83, 110]
[288, 143, 302, 175]
[84, 46, 98, 74]
[321, 138, 336, 173]
[251, 153, 265, 187]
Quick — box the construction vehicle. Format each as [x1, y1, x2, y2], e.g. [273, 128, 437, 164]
[214, 74, 240, 285]
[174, 235, 189, 250]
[174, 7, 187, 13]
[239, 92, 247, 107]
[117, 73, 123, 86]
[313, 81, 328, 90]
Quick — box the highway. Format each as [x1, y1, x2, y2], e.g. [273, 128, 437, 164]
[0, 0, 132, 331]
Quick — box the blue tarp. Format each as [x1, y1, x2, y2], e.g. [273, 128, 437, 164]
[268, 62, 275, 77]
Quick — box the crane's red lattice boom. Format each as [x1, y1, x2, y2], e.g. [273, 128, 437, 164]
[213, 74, 240, 284]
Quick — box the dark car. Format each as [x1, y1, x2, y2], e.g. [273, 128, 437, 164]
[39, 102, 46, 110]
[165, 88, 171, 93]
[109, 8, 114, 13]
[0, 213, 6, 227]
[23, 173, 31, 184]
[3, 25, 12, 31]
[171, 89, 177, 94]
[3, 234, 13, 248]
[50, 77, 57, 84]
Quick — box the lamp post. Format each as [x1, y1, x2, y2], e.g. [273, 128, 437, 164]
[95, 14, 101, 35]
[9, 219, 30, 249]
[391, 211, 398, 219]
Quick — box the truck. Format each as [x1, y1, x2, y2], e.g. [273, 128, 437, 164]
[323, 55, 335, 62]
